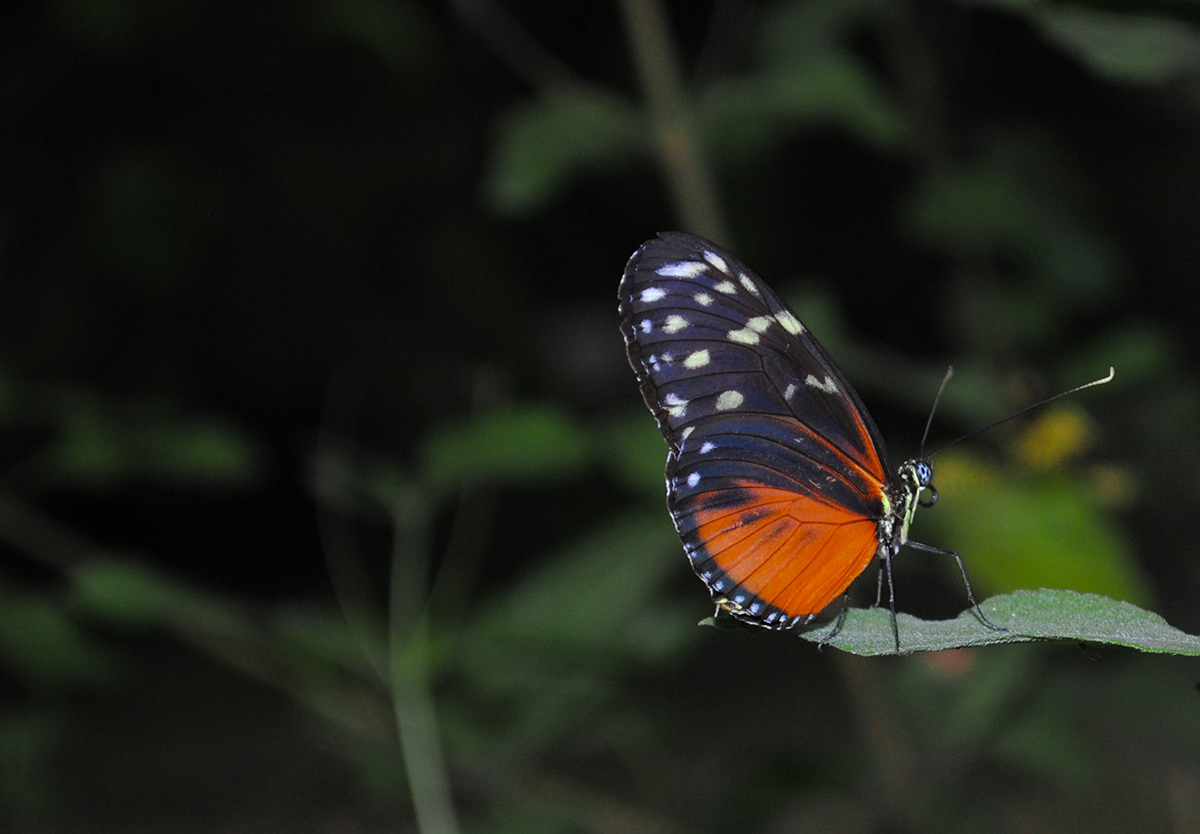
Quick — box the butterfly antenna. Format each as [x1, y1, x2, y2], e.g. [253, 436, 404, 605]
[928, 367, 1115, 459]
[919, 366, 955, 458]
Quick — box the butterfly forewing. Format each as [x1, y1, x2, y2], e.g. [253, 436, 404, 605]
[619, 231, 898, 628]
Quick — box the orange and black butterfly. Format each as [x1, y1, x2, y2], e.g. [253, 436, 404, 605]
[619, 231, 985, 652]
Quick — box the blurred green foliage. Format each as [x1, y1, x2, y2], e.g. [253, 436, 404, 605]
[2, 0, 1200, 832]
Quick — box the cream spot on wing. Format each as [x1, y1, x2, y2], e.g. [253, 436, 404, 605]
[727, 327, 759, 345]
[715, 390, 744, 411]
[657, 261, 707, 278]
[693, 291, 713, 307]
[702, 250, 730, 275]
[805, 374, 839, 394]
[680, 426, 694, 441]
[775, 310, 803, 335]
[662, 314, 689, 334]
[640, 287, 666, 302]
[739, 273, 759, 295]
[714, 280, 737, 294]
[683, 349, 710, 369]
[727, 315, 773, 345]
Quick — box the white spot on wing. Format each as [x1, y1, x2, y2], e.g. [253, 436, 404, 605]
[686, 471, 701, 488]
[747, 315, 773, 333]
[664, 392, 689, 418]
[657, 261, 707, 278]
[776, 310, 804, 335]
[694, 291, 713, 307]
[702, 250, 730, 274]
[639, 318, 652, 334]
[715, 390, 744, 411]
[640, 287, 666, 302]
[784, 383, 797, 400]
[739, 273, 759, 295]
[662, 314, 689, 334]
[805, 374, 839, 394]
[683, 349, 710, 369]
[714, 280, 736, 294]
[699, 441, 715, 454]
[680, 426, 694, 441]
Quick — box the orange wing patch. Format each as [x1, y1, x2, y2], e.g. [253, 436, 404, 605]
[691, 485, 880, 619]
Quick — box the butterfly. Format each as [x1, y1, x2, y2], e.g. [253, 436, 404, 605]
[618, 231, 991, 653]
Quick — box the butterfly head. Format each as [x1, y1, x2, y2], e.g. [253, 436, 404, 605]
[895, 458, 937, 545]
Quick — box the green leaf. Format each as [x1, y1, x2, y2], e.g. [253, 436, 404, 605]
[70, 557, 250, 640]
[0, 589, 113, 684]
[1035, 7, 1200, 84]
[419, 403, 591, 489]
[701, 54, 908, 163]
[598, 414, 668, 499]
[35, 394, 262, 488]
[928, 453, 1150, 604]
[464, 512, 688, 663]
[758, 0, 890, 61]
[450, 514, 694, 755]
[906, 164, 1046, 254]
[304, 0, 437, 74]
[487, 92, 643, 214]
[776, 589, 1200, 656]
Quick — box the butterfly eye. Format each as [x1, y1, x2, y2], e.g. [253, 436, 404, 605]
[916, 460, 933, 487]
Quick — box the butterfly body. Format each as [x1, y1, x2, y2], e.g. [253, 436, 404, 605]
[619, 231, 937, 634]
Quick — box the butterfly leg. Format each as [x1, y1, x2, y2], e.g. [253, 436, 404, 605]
[881, 551, 901, 654]
[816, 595, 852, 651]
[906, 540, 1008, 634]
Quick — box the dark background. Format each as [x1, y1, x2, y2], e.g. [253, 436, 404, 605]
[2, 0, 1200, 831]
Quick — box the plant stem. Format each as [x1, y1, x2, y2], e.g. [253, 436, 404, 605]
[392, 622, 460, 834]
[618, 0, 730, 245]
[390, 487, 460, 834]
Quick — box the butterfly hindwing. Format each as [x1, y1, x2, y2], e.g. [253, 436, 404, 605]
[619, 231, 898, 628]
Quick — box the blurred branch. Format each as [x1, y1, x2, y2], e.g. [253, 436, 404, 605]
[449, 0, 592, 94]
[0, 490, 93, 571]
[884, 0, 962, 169]
[314, 372, 462, 832]
[618, 0, 730, 244]
[314, 370, 390, 682]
